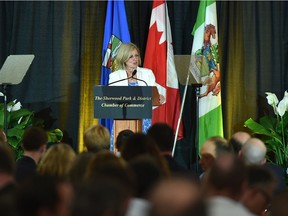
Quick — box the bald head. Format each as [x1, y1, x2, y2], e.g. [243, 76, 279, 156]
[241, 138, 267, 165]
[230, 131, 251, 154]
[200, 140, 217, 158]
[200, 136, 230, 171]
[232, 132, 251, 143]
[201, 136, 229, 158]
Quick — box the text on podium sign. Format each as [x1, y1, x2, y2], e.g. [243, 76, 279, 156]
[94, 86, 152, 119]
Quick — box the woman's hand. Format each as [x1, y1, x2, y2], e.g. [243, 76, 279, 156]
[159, 94, 165, 104]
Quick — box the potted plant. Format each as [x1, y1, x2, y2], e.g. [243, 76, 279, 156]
[0, 97, 63, 159]
[244, 91, 288, 181]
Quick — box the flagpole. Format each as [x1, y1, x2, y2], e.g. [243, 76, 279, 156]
[172, 71, 190, 157]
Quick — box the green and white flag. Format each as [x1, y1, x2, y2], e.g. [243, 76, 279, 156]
[190, 0, 223, 149]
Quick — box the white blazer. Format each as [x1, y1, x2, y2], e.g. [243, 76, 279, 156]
[108, 67, 156, 86]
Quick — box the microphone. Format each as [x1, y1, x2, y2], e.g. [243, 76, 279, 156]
[131, 70, 148, 86]
[108, 70, 137, 86]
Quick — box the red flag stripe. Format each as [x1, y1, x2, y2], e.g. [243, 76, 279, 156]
[144, 0, 183, 139]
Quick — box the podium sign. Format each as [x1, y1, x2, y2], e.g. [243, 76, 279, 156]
[94, 86, 153, 119]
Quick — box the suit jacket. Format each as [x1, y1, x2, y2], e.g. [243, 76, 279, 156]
[15, 156, 37, 182]
[108, 67, 156, 86]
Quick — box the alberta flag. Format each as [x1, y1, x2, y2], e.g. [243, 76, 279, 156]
[100, 0, 130, 139]
[190, 0, 223, 149]
[144, 0, 183, 139]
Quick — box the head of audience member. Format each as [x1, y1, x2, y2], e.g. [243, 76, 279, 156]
[111, 42, 141, 72]
[0, 128, 7, 145]
[202, 153, 247, 201]
[115, 129, 134, 154]
[85, 151, 134, 194]
[149, 175, 206, 216]
[199, 136, 231, 172]
[83, 125, 110, 153]
[147, 123, 189, 174]
[241, 165, 277, 216]
[240, 138, 267, 165]
[69, 152, 95, 189]
[121, 133, 170, 176]
[128, 155, 165, 199]
[147, 122, 174, 154]
[21, 126, 48, 163]
[71, 177, 131, 216]
[229, 131, 251, 155]
[269, 189, 288, 216]
[38, 143, 76, 179]
[0, 144, 15, 187]
[16, 175, 73, 216]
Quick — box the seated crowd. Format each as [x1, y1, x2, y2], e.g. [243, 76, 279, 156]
[0, 124, 287, 216]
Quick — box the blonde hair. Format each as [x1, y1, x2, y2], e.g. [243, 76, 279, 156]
[111, 43, 141, 71]
[83, 125, 110, 153]
[38, 143, 76, 178]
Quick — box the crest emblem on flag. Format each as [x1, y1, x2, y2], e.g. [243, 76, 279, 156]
[193, 23, 220, 98]
[102, 35, 122, 69]
[189, 0, 223, 149]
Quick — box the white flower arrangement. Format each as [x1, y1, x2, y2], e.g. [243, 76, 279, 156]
[0, 93, 63, 159]
[245, 90, 288, 182]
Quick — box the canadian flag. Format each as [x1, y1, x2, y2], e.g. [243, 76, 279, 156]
[144, 0, 183, 139]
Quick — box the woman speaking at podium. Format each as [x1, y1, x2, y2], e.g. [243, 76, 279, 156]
[108, 42, 156, 87]
[108, 42, 157, 133]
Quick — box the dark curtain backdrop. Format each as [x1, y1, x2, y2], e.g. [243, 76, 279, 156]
[0, 1, 287, 170]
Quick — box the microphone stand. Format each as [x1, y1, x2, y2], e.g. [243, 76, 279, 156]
[108, 70, 137, 86]
[131, 70, 148, 86]
[131, 77, 148, 86]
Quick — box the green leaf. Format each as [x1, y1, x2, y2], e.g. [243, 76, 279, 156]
[8, 127, 25, 140]
[0, 99, 64, 159]
[259, 116, 277, 130]
[47, 128, 63, 143]
[244, 118, 282, 142]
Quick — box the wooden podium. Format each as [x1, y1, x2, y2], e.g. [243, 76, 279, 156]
[114, 119, 142, 137]
[94, 86, 161, 152]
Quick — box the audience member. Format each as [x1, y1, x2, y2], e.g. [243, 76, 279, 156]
[240, 137, 286, 194]
[15, 126, 48, 182]
[71, 178, 131, 216]
[83, 125, 110, 153]
[78, 151, 134, 216]
[241, 165, 277, 216]
[69, 152, 95, 189]
[0, 145, 17, 216]
[121, 133, 170, 176]
[240, 138, 267, 165]
[85, 151, 134, 195]
[229, 131, 251, 155]
[16, 175, 73, 216]
[147, 123, 188, 174]
[128, 155, 165, 199]
[149, 175, 206, 216]
[199, 136, 231, 177]
[203, 154, 254, 216]
[38, 143, 76, 179]
[115, 129, 134, 155]
[125, 155, 165, 216]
